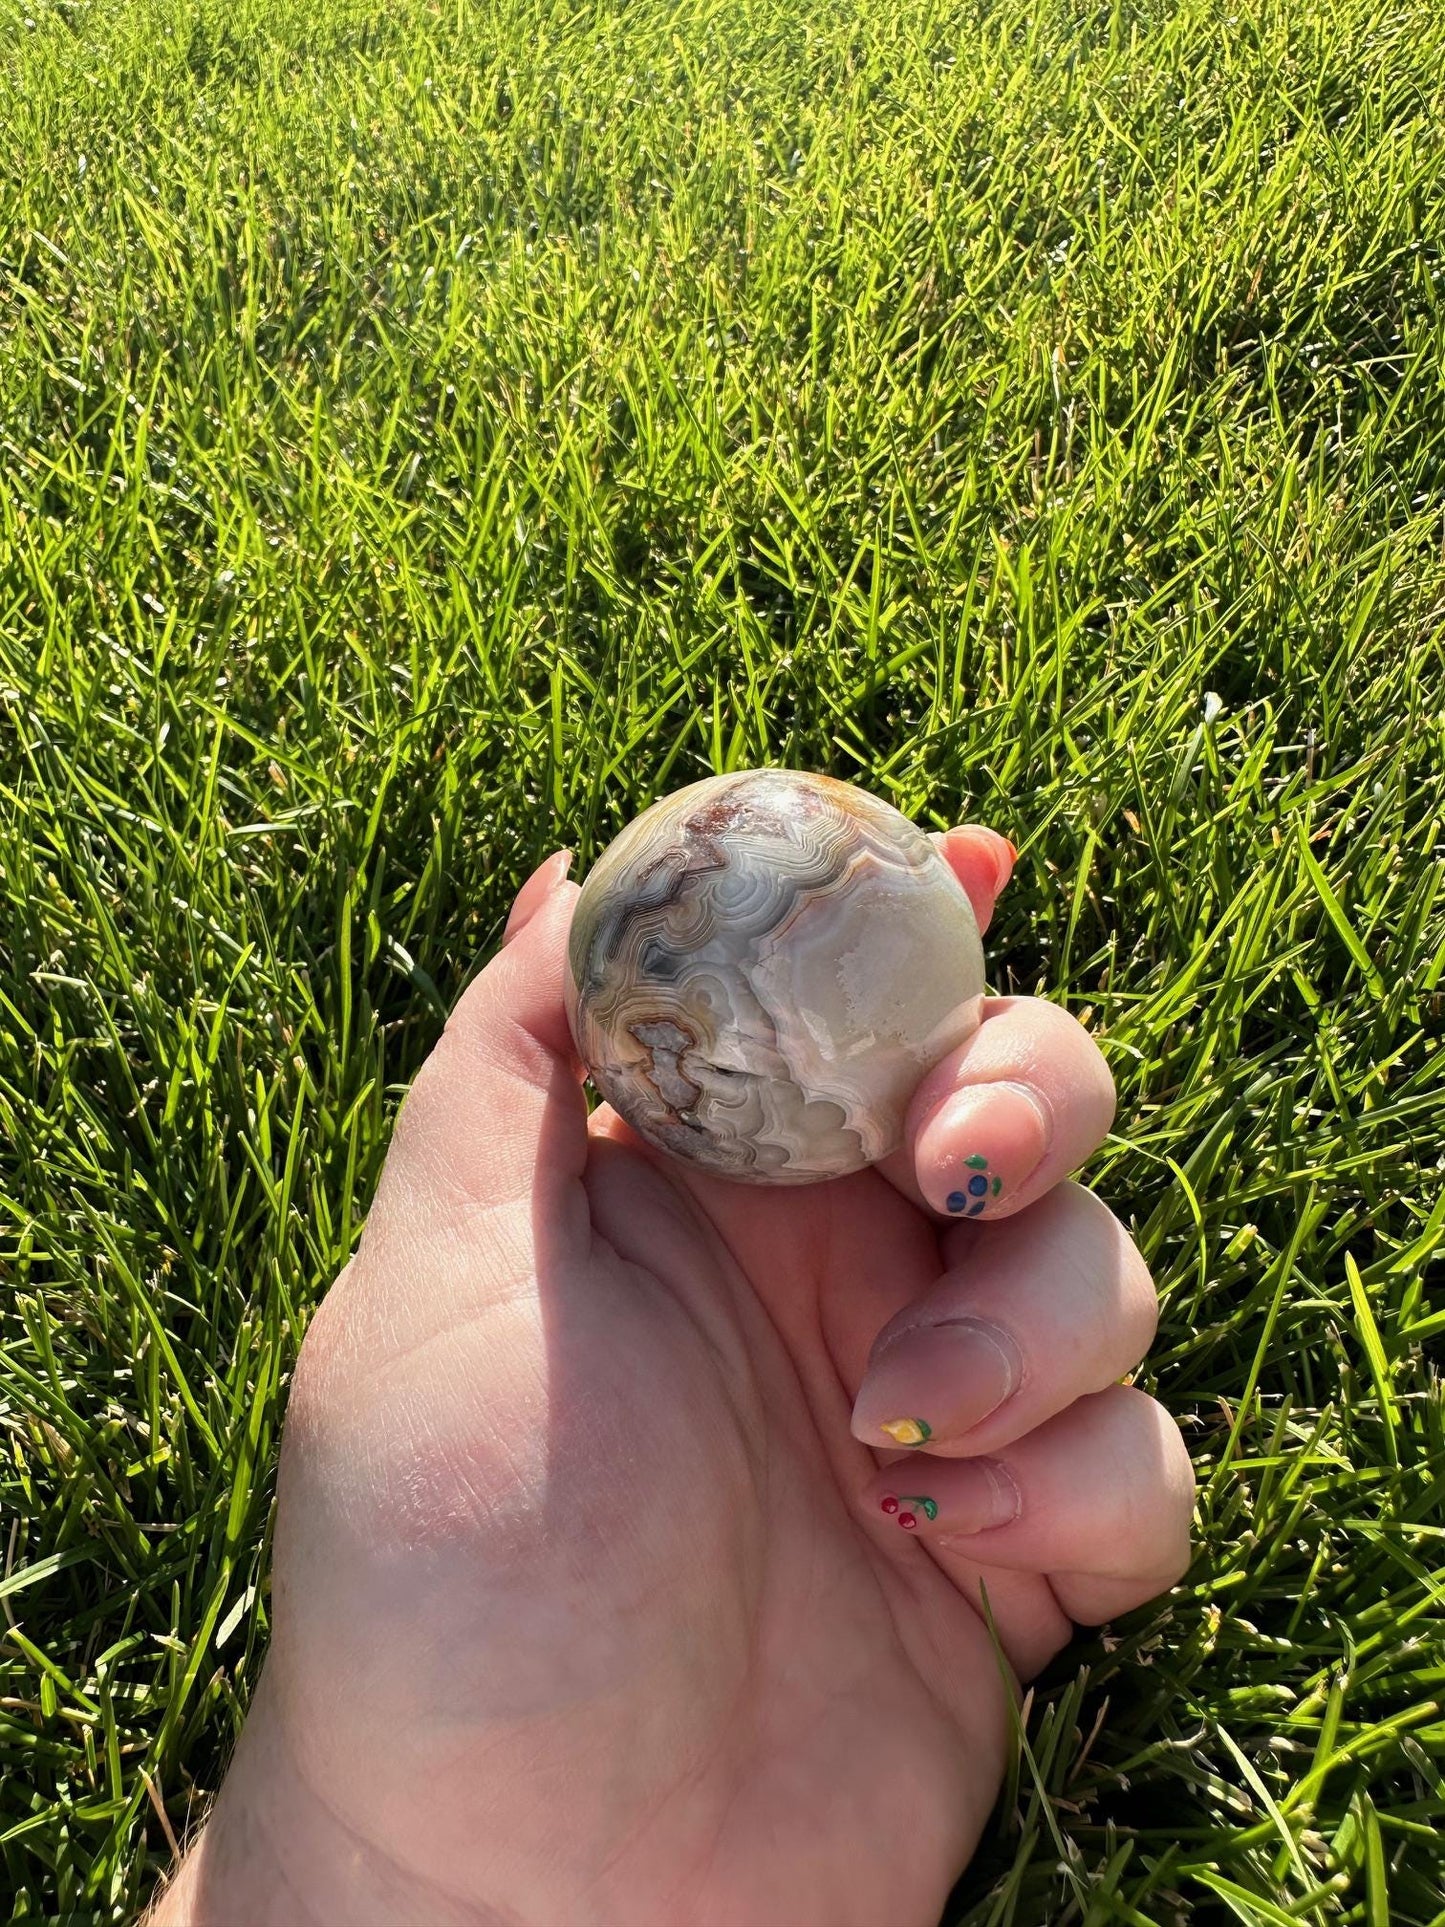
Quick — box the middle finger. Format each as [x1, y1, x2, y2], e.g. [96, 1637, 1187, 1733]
[848, 1182, 1158, 1459]
[877, 994, 1117, 1225]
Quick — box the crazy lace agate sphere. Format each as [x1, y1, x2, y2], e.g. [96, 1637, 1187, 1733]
[564, 769, 985, 1184]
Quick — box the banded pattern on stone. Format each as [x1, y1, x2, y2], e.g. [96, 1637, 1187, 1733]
[564, 769, 985, 1183]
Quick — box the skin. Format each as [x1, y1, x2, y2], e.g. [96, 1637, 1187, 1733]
[151, 827, 1195, 1927]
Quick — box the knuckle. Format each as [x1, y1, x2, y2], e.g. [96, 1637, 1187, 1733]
[1086, 1030, 1118, 1103]
[1132, 1391, 1197, 1563]
[1099, 1384, 1195, 1542]
[1162, 1530, 1195, 1591]
[1032, 999, 1117, 1113]
[288, 1298, 340, 1428]
[288, 1265, 363, 1429]
[1038, 1186, 1159, 1359]
[1075, 1024, 1118, 1117]
[1164, 1418, 1200, 1519]
[1114, 1231, 1161, 1349]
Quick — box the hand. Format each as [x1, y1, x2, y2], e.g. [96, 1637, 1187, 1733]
[153, 827, 1194, 1927]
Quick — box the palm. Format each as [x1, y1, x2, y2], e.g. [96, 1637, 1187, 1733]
[273, 1124, 1051, 1927]
[557, 1130, 1029, 1923]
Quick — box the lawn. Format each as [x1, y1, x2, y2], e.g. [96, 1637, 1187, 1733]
[2, 0, 1444, 1917]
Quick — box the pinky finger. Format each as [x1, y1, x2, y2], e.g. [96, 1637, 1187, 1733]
[865, 1384, 1196, 1625]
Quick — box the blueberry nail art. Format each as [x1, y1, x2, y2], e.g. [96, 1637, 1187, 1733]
[947, 1155, 996, 1216]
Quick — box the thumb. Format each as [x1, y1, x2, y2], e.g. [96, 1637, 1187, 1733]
[502, 847, 575, 947]
[365, 851, 591, 1250]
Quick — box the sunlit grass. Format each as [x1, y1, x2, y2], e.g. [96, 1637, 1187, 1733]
[2, 0, 1443, 1918]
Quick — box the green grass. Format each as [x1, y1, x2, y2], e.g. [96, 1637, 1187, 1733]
[2, 0, 1444, 1917]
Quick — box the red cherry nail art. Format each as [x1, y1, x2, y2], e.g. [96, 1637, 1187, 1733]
[899, 1511, 918, 1529]
[880, 1495, 899, 1515]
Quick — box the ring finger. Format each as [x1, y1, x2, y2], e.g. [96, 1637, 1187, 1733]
[848, 1183, 1158, 1459]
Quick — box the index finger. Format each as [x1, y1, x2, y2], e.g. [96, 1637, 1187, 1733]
[876, 995, 1116, 1223]
[878, 824, 1115, 1223]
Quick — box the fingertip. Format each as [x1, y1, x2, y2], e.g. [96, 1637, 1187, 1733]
[503, 848, 574, 947]
[935, 826, 1017, 932]
[979, 828, 1018, 888]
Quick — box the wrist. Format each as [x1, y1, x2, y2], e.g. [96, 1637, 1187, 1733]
[147, 1671, 503, 1927]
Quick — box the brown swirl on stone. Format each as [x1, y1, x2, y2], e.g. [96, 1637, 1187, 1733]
[565, 769, 985, 1183]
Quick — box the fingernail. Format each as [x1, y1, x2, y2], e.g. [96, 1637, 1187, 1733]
[989, 834, 1016, 891]
[503, 850, 574, 945]
[879, 1460, 1020, 1536]
[915, 1079, 1051, 1217]
[852, 1317, 1022, 1447]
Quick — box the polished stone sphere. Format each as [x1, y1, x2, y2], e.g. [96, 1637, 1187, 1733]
[564, 769, 984, 1184]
